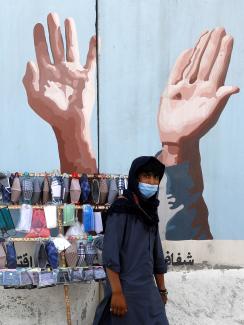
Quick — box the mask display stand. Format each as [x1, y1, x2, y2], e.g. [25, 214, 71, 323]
[0, 172, 128, 325]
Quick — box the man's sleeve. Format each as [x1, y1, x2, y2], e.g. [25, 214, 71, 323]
[102, 213, 127, 273]
[153, 227, 167, 274]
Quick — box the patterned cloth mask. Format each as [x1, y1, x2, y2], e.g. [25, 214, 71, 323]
[42, 175, 50, 204]
[70, 174, 81, 204]
[16, 204, 33, 233]
[45, 240, 59, 269]
[107, 178, 118, 204]
[65, 240, 78, 267]
[25, 209, 50, 238]
[0, 174, 11, 204]
[32, 177, 42, 205]
[91, 179, 100, 205]
[80, 174, 91, 203]
[5, 242, 17, 269]
[21, 174, 33, 204]
[62, 174, 70, 203]
[11, 173, 21, 204]
[99, 178, 108, 204]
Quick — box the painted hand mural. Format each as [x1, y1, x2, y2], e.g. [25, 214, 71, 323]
[23, 13, 97, 173]
[157, 28, 239, 240]
[23, 15, 239, 240]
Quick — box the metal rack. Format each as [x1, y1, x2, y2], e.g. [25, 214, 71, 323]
[0, 204, 109, 210]
[7, 172, 128, 178]
[0, 202, 107, 325]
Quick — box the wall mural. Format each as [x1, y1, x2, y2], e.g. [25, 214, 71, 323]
[1, 1, 243, 241]
[157, 29, 238, 240]
[23, 13, 97, 173]
[22, 14, 238, 240]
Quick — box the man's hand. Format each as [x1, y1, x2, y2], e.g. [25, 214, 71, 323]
[23, 13, 97, 173]
[110, 291, 128, 317]
[160, 293, 168, 305]
[158, 28, 239, 165]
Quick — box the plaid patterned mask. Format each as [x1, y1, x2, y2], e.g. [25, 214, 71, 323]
[65, 241, 78, 267]
[21, 175, 33, 203]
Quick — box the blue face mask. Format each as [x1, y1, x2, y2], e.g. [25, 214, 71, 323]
[138, 182, 158, 198]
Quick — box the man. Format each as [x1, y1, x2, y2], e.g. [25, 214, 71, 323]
[93, 156, 169, 325]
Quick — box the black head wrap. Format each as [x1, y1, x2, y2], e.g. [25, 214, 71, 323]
[107, 156, 165, 229]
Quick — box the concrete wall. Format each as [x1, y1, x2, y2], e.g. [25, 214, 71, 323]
[165, 268, 244, 325]
[0, 281, 99, 325]
[1, 266, 243, 325]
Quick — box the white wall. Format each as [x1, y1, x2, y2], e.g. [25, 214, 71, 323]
[165, 268, 244, 325]
[0, 281, 99, 325]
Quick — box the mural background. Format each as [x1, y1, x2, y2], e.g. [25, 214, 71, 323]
[0, 0, 244, 239]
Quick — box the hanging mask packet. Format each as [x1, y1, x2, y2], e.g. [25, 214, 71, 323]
[11, 173, 21, 204]
[83, 205, 95, 233]
[32, 177, 42, 205]
[76, 241, 86, 267]
[0, 174, 11, 204]
[65, 240, 78, 267]
[3, 270, 20, 287]
[0, 207, 15, 237]
[99, 178, 108, 204]
[94, 266, 106, 281]
[25, 208, 50, 239]
[42, 175, 50, 204]
[45, 240, 59, 269]
[107, 178, 118, 204]
[56, 268, 71, 284]
[44, 205, 57, 229]
[34, 242, 48, 269]
[83, 267, 94, 281]
[51, 175, 63, 204]
[85, 235, 97, 266]
[63, 204, 75, 226]
[70, 268, 84, 282]
[21, 173, 33, 204]
[70, 173, 81, 204]
[6, 241, 17, 269]
[19, 269, 33, 287]
[118, 176, 125, 195]
[0, 270, 3, 286]
[0, 242, 6, 269]
[38, 270, 57, 288]
[91, 179, 100, 205]
[27, 269, 40, 286]
[62, 174, 70, 203]
[16, 204, 33, 233]
[79, 174, 90, 203]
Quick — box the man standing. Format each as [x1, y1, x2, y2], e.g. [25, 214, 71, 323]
[93, 156, 169, 324]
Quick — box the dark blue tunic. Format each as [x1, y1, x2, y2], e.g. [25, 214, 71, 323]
[93, 212, 169, 325]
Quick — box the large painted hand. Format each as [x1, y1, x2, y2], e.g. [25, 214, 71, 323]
[157, 29, 238, 239]
[23, 12, 96, 128]
[23, 13, 97, 173]
[158, 28, 239, 149]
